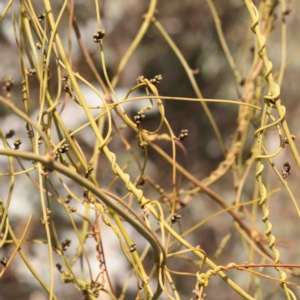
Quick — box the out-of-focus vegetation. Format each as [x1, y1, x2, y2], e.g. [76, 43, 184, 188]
[1, 1, 300, 299]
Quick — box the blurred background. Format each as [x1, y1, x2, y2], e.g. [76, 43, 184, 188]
[1, 0, 300, 299]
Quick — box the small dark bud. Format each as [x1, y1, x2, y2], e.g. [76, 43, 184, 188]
[282, 135, 296, 148]
[138, 175, 147, 186]
[14, 138, 22, 150]
[54, 151, 59, 160]
[3, 76, 13, 95]
[137, 76, 145, 84]
[63, 84, 71, 95]
[171, 213, 181, 224]
[149, 74, 163, 85]
[282, 162, 291, 179]
[134, 111, 146, 124]
[0, 257, 8, 267]
[85, 231, 95, 238]
[40, 217, 49, 226]
[27, 69, 36, 76]
[56, 263, 62, 272]
[37, 13, 45, 22]
[62, 238, 71, 251]
[61, 74, 68, 82]
[93, 282, 102, 289]
[178, 129, 188, 140]
[27, 129, 34, 139]
[129, 243, 137, 252]
[93, 291, 100, 297]
[38, 137, 43, 146]
[93, 29, 105, 43]
[5, 130, 15, 138]
[57, 144, 69, 154]
[85, 165, 94, 178]
[138, 141, 148, 149]
[69, 206, 77, 213]
[46, 208, 51, 216]
[139, 283, 144, 290]
[64, 195, 72, 203]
